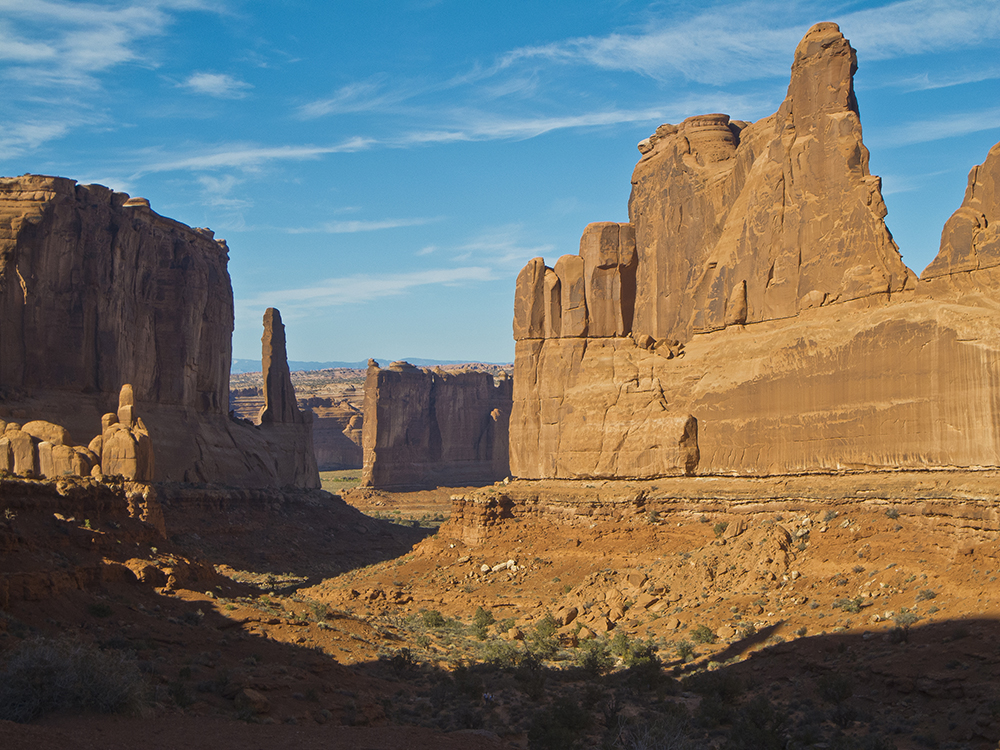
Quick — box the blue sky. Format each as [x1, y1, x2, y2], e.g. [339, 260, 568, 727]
[2, 0, 999, 364]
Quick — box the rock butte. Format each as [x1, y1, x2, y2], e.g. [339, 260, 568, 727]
[512, 22, 1000, 479]
[361, 360, 512, 488]
[0, 177, 316, 488]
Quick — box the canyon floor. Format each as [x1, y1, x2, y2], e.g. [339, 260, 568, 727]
[3, 472, 1000, 749]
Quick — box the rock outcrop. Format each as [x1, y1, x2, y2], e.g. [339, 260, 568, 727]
[361, 360, 512, 488]
[1, 384, 152, 481]
[0, 176, 317, 488]
[510, 23, 1000, 479]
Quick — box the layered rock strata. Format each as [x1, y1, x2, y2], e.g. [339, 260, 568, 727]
[0, 176, 317, 488]
[361, 360, 512, 488]
[511, 23, 1000, 479]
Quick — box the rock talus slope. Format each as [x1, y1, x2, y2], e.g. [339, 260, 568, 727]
[0, 176, 317, 488]
[511, 23, 1000, 479]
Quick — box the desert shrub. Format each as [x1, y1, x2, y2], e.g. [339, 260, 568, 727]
[832, 597, 862, 614]
[471, 606, 495, 640]
[421, 609, 447, 628]
[615, 713, 697, 750]
[480, 640, 521, 669]
[889, 610, 920, 643]
[720, 695, 788, 750]
[915, 589, 937, 602]
[713, 521, 729, 537]
[690, 624, 716, 644]
[576, 638, 614, 676]
[527, 697, 590, 750]
[675, 640, 696, 662]
[514, 650, 548, 701]
[529, 614, 560, 658]
[817, 672, 853, 704]
[885, 507, 900, 519]
[0, 637, 146, 722]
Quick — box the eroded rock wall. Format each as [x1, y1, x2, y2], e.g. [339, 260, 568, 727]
[510, 22, 1000, 480]
[361, 361, 511, 488]
[0, 176, 317, 488]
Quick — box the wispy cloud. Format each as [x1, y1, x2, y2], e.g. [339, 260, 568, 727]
[181, 72, 252, 98]
[891, 68, 1000, 92]
[297, 78, 410, 118]
[0, 118, 71, 158]
[455, 224, 556, 268]
[0, 1, 170, 86]
[877, 107, 1000, 147]
[135, 138, 375, 174]
[286, 217, 444, 234]
[237, 266, 495, 315]
[493, 0, 1000, 86]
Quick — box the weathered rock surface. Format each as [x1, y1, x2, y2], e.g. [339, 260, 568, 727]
[510, 23, 1000, 479]
[361, 361, 512, 488]
[0, 176, 317, 488]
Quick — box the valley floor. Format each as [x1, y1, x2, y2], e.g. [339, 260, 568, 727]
[3, 471, 1000, 748]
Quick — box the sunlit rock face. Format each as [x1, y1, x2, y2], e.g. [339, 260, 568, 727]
[510, 23, 1000, 480]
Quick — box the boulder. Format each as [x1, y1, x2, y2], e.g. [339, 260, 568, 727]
[21, 420, 70, 446]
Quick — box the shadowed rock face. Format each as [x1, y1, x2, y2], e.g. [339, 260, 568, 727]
[509, 23, 1000, 480]
[259, 308, 305, 425]
[0, 176, 318, 488]
[361, 360, 512, 488]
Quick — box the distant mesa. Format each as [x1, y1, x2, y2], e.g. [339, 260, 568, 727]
[361, 359, 512, 489]
[511, 22, 1000, 479]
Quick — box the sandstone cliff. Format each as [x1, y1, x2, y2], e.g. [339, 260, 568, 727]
[510, 23, 1000, 480]
[361, 360, 511, 488]
[0, 176, 317, 488]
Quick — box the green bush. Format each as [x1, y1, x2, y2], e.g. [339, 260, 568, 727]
[675, 640, 696, 662]
[471, 606, 495, 640]
[421, 609, 446, 628]
[576, 638, 613, 675]
[529, 614, 559, 658]
[690, 624, 716, 644]
[0, 638, 146, 722]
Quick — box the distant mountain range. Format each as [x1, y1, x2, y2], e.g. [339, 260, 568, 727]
[231, 358, 511, 373]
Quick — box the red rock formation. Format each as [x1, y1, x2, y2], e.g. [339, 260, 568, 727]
[510, 23, 1000, 480]
[0, 176, 317, 488]
[259, 308, 306, 425]
[361, 360, 511, 488]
